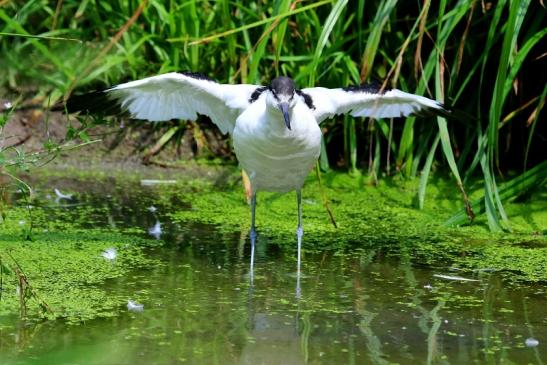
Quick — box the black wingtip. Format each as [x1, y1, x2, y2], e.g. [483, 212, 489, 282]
[343, 80, 392, 94]
[178, 71, 215, 82]
[417, 103, 476, 124]
[430, 103, 452, 119]
[409, 102, 450, 119]
[51, 90, 122, 116]
[50, 102, 66, 112]
[437, 105, 476, 124]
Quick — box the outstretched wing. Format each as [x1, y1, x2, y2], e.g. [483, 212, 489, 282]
[301, 83, 449, 123]
[55, 72, 260, 134]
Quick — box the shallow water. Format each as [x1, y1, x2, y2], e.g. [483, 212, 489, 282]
[1, 179, 545, 365]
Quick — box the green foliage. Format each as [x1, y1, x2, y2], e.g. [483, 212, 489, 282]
[0, 207, 162, 322]
[446, 160, 547, 227]
[0, 0, 545, 230]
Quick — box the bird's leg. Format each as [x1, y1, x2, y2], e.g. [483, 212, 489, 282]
[296, 190, 303, 272]
[249, 191, 257, 284]
[296, 189, 303, 298]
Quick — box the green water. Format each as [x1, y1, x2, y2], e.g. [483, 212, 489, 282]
[0, 176, 545, 364]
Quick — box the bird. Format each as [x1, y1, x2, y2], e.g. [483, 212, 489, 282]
[54, 71, 450, 276]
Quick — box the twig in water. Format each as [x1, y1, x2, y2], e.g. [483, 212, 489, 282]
[6, 251, 54, 316]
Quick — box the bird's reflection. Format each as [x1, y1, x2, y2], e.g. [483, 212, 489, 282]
[247, 234, 302, 299]
[147, 208, 162, 239]
[148, 220, 162, 239]
[240, 312, 306, 365]
[244, 267, 306, 365]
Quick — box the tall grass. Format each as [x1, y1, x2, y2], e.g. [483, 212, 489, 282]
[0, 0, 545, 230]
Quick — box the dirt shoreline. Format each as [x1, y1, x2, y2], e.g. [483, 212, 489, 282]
[1, 99, 237, 181]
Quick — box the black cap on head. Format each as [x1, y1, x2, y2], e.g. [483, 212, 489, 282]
[270, 76, 296, 97]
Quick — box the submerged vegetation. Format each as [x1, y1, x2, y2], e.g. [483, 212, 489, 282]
[0, 170, 545, 324]
[165, 170, 547, 282]
[1, 174, 545, 364]
[0, 205, 162, 322]
[0, 0, 545, 230]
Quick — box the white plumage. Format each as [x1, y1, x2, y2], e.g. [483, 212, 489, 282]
[232, 94, 322, 192]
[105, 73, 257, 134]
[58, 71, 449, 277]
[303, 87, 443, 121]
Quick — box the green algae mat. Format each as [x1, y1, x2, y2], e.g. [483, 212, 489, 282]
[0, 169, 545, 364]
[167, 171, 547, 280]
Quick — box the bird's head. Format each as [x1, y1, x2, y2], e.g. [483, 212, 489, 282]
[266, 76, 297, 130]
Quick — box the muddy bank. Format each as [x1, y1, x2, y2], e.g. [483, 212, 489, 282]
[1, 98, 234, 175]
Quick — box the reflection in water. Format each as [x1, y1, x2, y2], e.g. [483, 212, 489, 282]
[244, 245, 305, 365]
[240, 313, 305, 365]
[249, 234, 255, 288]
[248, 233, 302, 300]
[2, 231, 546, 364]
[148, 220, 162, 239]
[295, 268, 302, 299]
[1, 182, 546, 365]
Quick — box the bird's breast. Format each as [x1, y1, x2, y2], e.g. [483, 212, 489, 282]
[233, 102, 321, 192]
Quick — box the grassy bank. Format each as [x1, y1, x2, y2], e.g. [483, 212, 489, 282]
[1, 1, 545, 231]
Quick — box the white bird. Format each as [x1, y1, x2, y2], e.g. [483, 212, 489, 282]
[55, 72, 450, 274]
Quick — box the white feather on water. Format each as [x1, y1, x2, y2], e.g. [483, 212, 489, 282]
[140, 180, 177, 186]
[54, 188, 73, 200]
[127, 300, 144, 312]
[433, 274, 479, 282]
[525, 338, 539, 347]
[101, 248, 117, 261]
